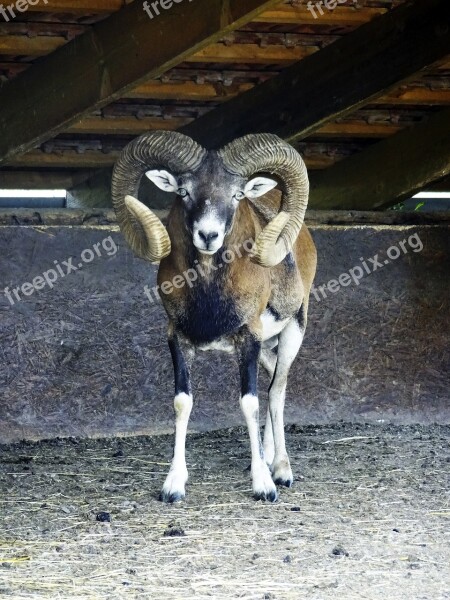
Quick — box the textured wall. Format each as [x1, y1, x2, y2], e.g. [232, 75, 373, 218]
[0, 212, 448, 442]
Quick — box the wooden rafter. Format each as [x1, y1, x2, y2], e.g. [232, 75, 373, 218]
[180, 0, 450, 147]
[309, 108, 450, 209]
[0, 0, 281, 166]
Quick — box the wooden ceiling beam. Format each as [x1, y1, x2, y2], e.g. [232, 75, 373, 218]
[180, 0, 450, 148]
[309, 108, 450, 210]
[9, 149, 338, 170]
[0, 0, 281, 166]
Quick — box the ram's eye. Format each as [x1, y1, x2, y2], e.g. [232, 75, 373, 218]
[178, 188, 188, 198]
[235, 191, 245, 200]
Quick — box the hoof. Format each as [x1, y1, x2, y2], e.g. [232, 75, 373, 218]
[253, 488, 278, 502]
[159, 490, 185, 504]
[274, 477, 293, 488]
[272, 457, 293, 488]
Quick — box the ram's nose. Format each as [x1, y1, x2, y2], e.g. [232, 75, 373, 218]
[198, 231, 219, 247]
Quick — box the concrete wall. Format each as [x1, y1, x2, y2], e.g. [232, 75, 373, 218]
[0, 210, 448, 443]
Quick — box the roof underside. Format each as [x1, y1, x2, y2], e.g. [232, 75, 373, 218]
[0, 0, 449, 206]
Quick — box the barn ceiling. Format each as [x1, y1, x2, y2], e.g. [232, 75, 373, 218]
[0, 0, 449, 208]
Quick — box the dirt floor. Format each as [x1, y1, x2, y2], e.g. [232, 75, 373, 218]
[0, 423, 449, 600]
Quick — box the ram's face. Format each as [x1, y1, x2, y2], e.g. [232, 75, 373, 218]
[146, 152, 277, 255]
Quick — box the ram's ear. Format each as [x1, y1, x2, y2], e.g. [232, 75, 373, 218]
[244, 176, 278, 199]
[145, 169, 178, 192]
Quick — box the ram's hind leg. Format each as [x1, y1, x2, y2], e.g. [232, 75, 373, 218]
[269, 318, 304, 487]
[237, 327, 277, 502]
[259, 348, 277, 466]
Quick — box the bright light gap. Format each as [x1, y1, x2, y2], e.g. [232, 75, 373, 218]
[413, 192, 450, 199]
[0, 189, 66, 198]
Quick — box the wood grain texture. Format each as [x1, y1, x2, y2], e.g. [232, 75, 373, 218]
[0, 0, 281, 166]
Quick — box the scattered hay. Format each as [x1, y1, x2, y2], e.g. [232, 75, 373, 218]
[0, 423, 449, 599]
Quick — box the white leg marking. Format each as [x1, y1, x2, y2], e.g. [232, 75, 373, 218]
[269, 320, 304, 487]
[240, 394, 277, 502]
[160, 392, 193, 502]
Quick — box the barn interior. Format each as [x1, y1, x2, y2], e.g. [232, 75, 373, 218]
[0, 1, 449, 598]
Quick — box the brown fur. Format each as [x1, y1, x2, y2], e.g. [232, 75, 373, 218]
[158, 190, 317, 343]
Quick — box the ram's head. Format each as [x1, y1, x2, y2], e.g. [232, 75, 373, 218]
[112, 131, 309, 267]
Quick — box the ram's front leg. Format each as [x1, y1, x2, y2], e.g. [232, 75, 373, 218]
[160, 330, 193, 503]
[237, 327, 278, 502]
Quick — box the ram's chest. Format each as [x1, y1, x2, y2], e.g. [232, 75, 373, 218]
[174, 279, 243, 345]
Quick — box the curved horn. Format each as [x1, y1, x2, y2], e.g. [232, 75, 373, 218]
[112, 131, 206, 262]
[219, 133, 309, 267]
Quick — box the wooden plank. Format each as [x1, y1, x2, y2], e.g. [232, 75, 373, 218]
[22, 0, 124, 13]
[188, 43, 318, 65]
[125, 80, 253, 101]
[313, 121, 403, 139]
[0, 0, 281, 166]
[374, 88, 450, 106]
[309, 108, 450, 210]
[181, 0, 450, 147]
[0, 35, 65, 56]
[68, 116, 192, 135]
[254, 5, 387, 26]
